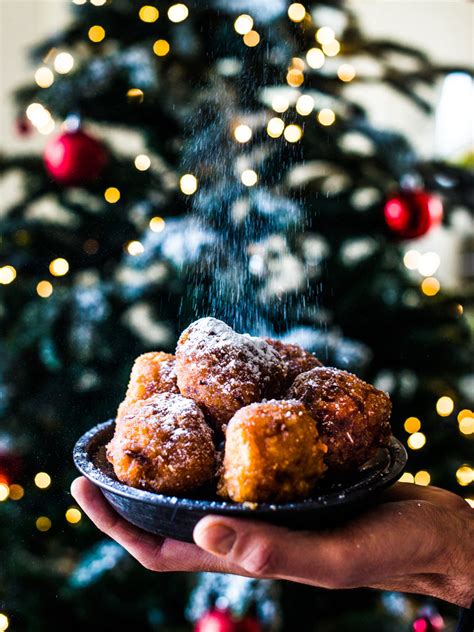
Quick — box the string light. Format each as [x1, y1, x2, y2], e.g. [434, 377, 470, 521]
[284, 124, 303, 143]
[153, 39, 170, 56]
[49, 258, 69, 277]
[404, 416, 421, 433]
[459, 416, 474, 435]
[36, 516, 52, 532]
[288, 3, 306, 22]
[0, 613, 8, 632]
[26, 103, 53, 131]
[458, 409, 472, 422]
[407, 432, 426, 450]
[54, 52, 74, 74]
[418, 252, 440, 277]
[456, 465, 473, 486]
[317, 108, 336, 126]
[421, 277, 440, 296]
[322, 39, 340, 57]
[127, 88, 144, 103]
[234, 14, 253, 35]
[65, 507, 82, 524]
[104, 187, 121, 203]
[36, 281, 53, 298]
[243, 31, 260, 47]
[399, 472, 414, 483]
[0, 483, 9, 502]
[290, 57, 305, 71]
[234, 124, 252, 143]
[241, 169, 258, 186]
[180, 173, 198, 195]
[35, 67, 54, 88]
[0, 266, 17, 285]
[436, 395, 454, 417]
[139, 5, 159, 22]
[34, 472, 51, 489]
[126, 241, 144, 256]
[267, 117, 285, 138]
[272, 95, 289, 113]
[306, 47, 325, 69]
[134, 154, 151, 171]
[88, 25, 106, 43]
[286, 68, 304, 87]
[414, 470, 431, 486]
[168, 4, 189, 23]
[9, 484, 24, 501]
[296, 94, 314, 115]
[316, 26, 335, 45]
[403, 249, 420, 270]
[149, 216, 166, 232]
[337, 63, 356, 82]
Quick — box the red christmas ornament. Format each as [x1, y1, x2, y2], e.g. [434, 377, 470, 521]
[412, 612, 445, 632]
[194, 610, 262, 632]
[44, 129, 108, 186]
[383, 189, 443, 239]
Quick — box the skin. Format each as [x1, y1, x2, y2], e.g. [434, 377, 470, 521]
[71, 477, 474, 608]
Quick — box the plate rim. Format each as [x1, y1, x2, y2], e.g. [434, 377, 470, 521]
[73, 419, 407, 514]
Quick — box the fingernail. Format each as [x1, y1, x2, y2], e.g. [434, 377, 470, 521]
[195, 524, 236, 555]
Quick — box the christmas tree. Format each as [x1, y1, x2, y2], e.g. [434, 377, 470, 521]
[0, 1, 472, 630]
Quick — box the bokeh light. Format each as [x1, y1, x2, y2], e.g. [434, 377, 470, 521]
[407, 432, 426, 450]
[126, 241, 145, 256]
[35, 67, 54, 88]
[9, 484, 24, 501]
[288, 3, 306, 22]
[104, 187, 121, 203]
[322, 39, 340, 56]
[243, 30, 260, 47]
[287, 69, 304, 87]
[420, 277, 440, 296]
[134, 154, 151, 171]
[36, 281, 53, 298]
[456, 465, 473, 486]
[0, 484, 10, 502]
[88, 25, 106, 43]
[399, 472, 414, 483]
[284, 124, 302, 143]
[65, 507, 82, 524]
[436, 395, 454, 417]
[168, 4, 189, 23]
[306, 47, 325, 69]
[241, 169, 258, 186]
[139, 5, 159, 22]
[49, 258, 69, 277]
[149, 216, 166, 233]
[234, 14, 253, 35]
[414, 470, 431, 486]
[404, 416, 421, 433]
[271, 95, 289, 113]
[403, 249, 420, 270]
[127, 88, 144, 103]
[54, 52, 74, 74]
[0, 613, 8, 631]
[267, 117, 285, 138]
[234, 124, 252, 143]
[296, 94, 315, 115]
[316, 26, 335, 45]
[317, 108, 336, 126]
[180, 173, 198, 195]
[0, 266, 17, 285]
[34, 472, 51, 489]
[418, 252, 440, 277]
[153, 39, 170, 56]
[337, 63, 356, 82]
[36, 516, 52, 532]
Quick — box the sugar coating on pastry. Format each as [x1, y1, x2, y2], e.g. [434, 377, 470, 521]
[288, 366, 391, 472]
[264, 338, 322, 386]
[219, 400, 327, 503]
[116, 352, 179, 422]
[175, 318, 287, 429]
[107, 392, 215, 494]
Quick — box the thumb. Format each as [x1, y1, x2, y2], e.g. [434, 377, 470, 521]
[193, 515, 337, 582]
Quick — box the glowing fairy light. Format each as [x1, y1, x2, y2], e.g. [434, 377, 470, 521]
[234, 14, 253, 35]
[36, 281, 53, 298]
[290, 57, 305, 71]
[104, 187, 121, 203]
[284, 124, 302, 143]
[168, 4, 189, 23]
[317, 108, 336, 126]
[459, 416, 474, 435]
[65, 507, 82, 524]
[0, 613, 9, 631]
[316, 26, 335, 45]
[267, 117, 285, 138]
[35, 67, 54, 88]
[179, 173, 198, 195]
[139, 5, 159, 22]
[243, 30, 260, 47]
[149, 216, 166, 232]
[436, 396, 454, 417]
[54, 52, 74, 74]
[134, 154, 151, 171]
[234, 124, 252, 143]
[337, 63, 356, 82]
[34, 472, 51, 489]
[414, 470, 431, 486]
[241, 169, 258, 186]
[403, 249, 420, 270]
[421, 277, 440, 296]
[0, 484, 9, 502]
[126, 241, 145, 256]
[90, 0, 107, 5]
[286, 69, 304, 87]
[296, 94, 315, 115]
[49, 258, 69, 277]
[9, 484, 24, 500]
[399, 472, 414, 483]
[456, 465, 473, 486]
[88, 25, 106, 43]
[272, 95, 289, 113]
[36, 516, 52, 532]
[0, 266, 17, 285]
[306, 48, 325, 69]
[153, 39, 170, 56]
[322, 39, 340, 57]
[404, 417, 421, 433]
[407, 432, 426, 450]
[288, 3, 306, 22]
[418, 252, 440, 277]
[127, 88, 144, 103]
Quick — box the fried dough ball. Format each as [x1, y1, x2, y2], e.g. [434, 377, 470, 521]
[107, 392, 215, 494]
[116, 352, 179, 423]
[175, 318, 287, 430]
[264, 338, 322, 387]
[288, 367, 392, 472]
[219, 400, 327, 503]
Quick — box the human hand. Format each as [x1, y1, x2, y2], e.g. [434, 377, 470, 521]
[71, 478, 473, 607]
